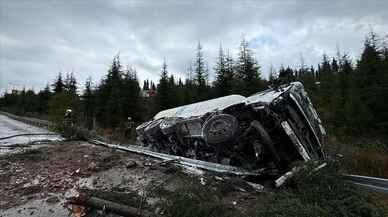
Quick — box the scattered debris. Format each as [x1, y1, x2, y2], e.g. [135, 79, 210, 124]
[275, 162, 328, 188]
[0, 141, 136, 210]
[275, 166, 302, 188]
[126, 161, 137, 169]
[67, 191, 154, 217]
[0, 83, 336, 216]
[46, 195, 60, 204]
[200, 177, 206, 185]
[246, 181, 265, 192]
[136, 82, 326, 183]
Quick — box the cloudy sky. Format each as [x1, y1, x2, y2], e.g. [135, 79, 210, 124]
[0, 0, 387, 93]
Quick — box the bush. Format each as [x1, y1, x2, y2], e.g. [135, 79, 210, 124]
[152, 162, 387, 217]
[157, 173, 245, 217]
[255, 162, 388, 217]
[326, 137, 388, 178]
[255, 195, 328, 217]
[48, 92, 80, 124]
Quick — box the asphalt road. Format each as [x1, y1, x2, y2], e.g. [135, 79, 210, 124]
[0, 114, 62, 147]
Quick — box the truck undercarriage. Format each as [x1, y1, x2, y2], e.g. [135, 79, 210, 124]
[136, 82, 326, 177]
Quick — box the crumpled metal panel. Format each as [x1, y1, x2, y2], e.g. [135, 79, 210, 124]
[288, 82, 327, 146]
[154, 85, 295, 120]
[136, 81, 327, 182]
[246, 85, 292, 105]
[280, 121, 311, 161]
[154, 94, 246, 120]
[89, 139, 260, 176]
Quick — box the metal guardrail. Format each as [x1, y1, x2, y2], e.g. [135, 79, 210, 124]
[3, 111, 388, 194]
[90, 140, 388, 193]
[0, 111, 55, 129]
[0, 133, 59, 141]
[343, 174, 388, 194]
[89, 139, 260, 176]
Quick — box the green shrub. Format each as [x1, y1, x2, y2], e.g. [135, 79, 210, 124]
[157, 174, 245, 217]
[255, 194, 328, 217]
[255, 162, 388, 217]
[153, 162, 387, 217]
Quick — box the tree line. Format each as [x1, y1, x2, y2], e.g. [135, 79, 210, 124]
[1, 32, 387, 136]
[294, 32, 388, 134]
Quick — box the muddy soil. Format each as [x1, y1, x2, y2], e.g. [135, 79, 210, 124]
[0, 141, 262, 217]
[0, 141, 164, 216]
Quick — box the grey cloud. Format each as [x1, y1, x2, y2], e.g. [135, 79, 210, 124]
[1, 0, 387, 93]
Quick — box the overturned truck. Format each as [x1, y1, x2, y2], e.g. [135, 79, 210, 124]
[136, 82, 326, 177]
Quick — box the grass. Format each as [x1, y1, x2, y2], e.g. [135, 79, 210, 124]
[254, 162, 388, 217]
[325, 136, 388, 178]
[156, 175, 246, 217]
[155, 162, 388, 217]
[147, 133, 388, 217]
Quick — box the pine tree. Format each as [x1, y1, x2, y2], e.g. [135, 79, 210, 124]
[193, 41, 209, 101]
[52, 73, 65, 94]
[150, 81, 156, 91]
[24, 89, 39, 113]
[123, 66, 141, 122]
[355, 31, 385, 128]
[176, 78, 185, 106]
[156, 59, 171, 110]
[383, 45, 388, 127]
[169, 75, 175, 87]
[96, 55, 125, 127]
[234, 37, 263, 95]
[183, 64, 195, 105]
[315, 54, 336, 126]
[331, 58, 339, 74]
[278, 66, 295, 84]
[169, 75, 179, 107]
[336, 54, 353, 127]
[143, 79, 149, 90]
[268, 64, 277, 84]
[64, 72, 77, 95]
[83, 77, 95, 129]
[178, 78, 184, 87]
[214, 45, 234, 97]
[37, 84, 51, 114]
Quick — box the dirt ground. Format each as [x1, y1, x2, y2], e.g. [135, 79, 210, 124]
[0, 141, 166, 216]
[0, 141, 261, 217]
